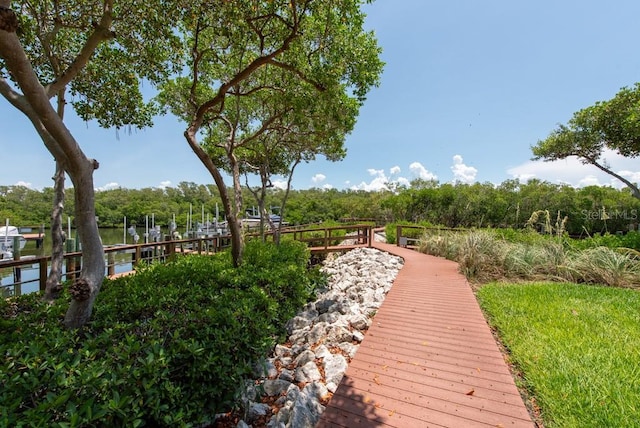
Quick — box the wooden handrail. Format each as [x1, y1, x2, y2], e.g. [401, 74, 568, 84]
[1, 225, 374, 295]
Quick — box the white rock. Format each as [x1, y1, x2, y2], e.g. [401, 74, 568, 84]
[294, 361, 322, 383]
[322, 354, 348, 386]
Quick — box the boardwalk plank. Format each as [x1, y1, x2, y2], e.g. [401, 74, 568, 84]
[316, 242, 534, 428]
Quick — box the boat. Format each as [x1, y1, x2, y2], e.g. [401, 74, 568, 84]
[241, 213, 287, 230]
[0, 223, 27, 260]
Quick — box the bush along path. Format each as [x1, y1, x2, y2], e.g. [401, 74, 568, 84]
[223, 248, 404, 428]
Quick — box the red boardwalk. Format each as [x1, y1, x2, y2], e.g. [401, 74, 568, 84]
[317, 242, 534, 428]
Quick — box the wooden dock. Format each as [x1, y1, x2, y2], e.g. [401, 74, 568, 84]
[317, 242, 534, 427]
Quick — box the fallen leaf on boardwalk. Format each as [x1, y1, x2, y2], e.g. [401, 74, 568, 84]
[363, 396, 371, 403]
[476, 367, 481, 373]
[382, 365, 389, 370]
[466, 389, 475, 396]
[374, 403, 384, 409]
[388, 409, 396, 416]
[422, 341, 428, 346]
[373, 375, 381, 385]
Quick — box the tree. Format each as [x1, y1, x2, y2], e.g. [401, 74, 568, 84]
[0, 1, 181, 327]
[161, 0, 383, 266]
[532, 83, 640, 199]
[239, 66, 358, 241]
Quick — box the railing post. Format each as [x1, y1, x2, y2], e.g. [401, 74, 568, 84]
[39, 258, 47, 291]
[107, 252, 115, 277]
[135, 246, 141, 267]
[65, 238, 76, 280]
[396, 225, 402, 247]
[165, 235, 175, 259]
[12, 237, 21, 295]
[325, 228, 330, 250]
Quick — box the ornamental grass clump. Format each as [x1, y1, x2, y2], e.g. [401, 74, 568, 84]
[418, 230, 460, 260]
[502, 240, 567, 281]
[457, 231, 506, 281]
[565, 247, 640, 288]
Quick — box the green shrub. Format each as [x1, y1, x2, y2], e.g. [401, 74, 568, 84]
[569, 231, 640, 251]
[0, 241, 320, 427]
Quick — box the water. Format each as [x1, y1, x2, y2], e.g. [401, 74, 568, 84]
[1, 227, 158, 296]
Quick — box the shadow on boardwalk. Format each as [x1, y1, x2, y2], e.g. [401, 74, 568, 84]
[317, 242, 534, 428]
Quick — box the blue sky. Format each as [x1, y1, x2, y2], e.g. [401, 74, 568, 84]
[2, 0, 640, 192]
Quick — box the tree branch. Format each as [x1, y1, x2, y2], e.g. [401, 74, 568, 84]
[0, 31, 91, 174]
[589, 157, 640, 199]
[267, 58, 326, 91]
[0, 77, 69, 165]
[45, 0, 115, 98]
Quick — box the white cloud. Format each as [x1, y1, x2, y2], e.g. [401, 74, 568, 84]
[96, 182, 120, 192]
[619, 170, 640, 183]
[272, 179, 288, 190]
[396, 177, 411, 188]
[507, 149, 640, 189]
[451, 155, 477, 184]
[14, 181, 32, 188]
[158, 180, 172, 189]
[311, 173, 326, 184]
[351, 169, 390, 191]
[577, 175, 602, 187]
[349, 163, 439, 192]
[409, 162, 438, 181]
[322, 183, 334, 190]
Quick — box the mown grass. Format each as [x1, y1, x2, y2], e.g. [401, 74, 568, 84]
[477, 282, 640, 427]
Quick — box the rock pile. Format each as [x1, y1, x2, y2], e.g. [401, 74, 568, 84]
[234, 247, 404, 428]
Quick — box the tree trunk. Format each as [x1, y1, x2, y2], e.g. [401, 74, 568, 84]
[43, 163, 65, 302]
[63, 163, 105, 328]
[275, 159, 301, 245]
[229, 153, 246, 265]
[184, 130, 244, 266]
[0, 24, 105, 328]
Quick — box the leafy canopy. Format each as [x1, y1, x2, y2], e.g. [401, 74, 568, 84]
[532, 83, 640, 198]
[533, 83, 640, 161]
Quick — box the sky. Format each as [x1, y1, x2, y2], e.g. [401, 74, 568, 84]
[2, 0, 640, 192]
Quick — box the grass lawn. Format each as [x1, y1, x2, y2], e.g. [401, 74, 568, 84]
[476, 282, 640, 428]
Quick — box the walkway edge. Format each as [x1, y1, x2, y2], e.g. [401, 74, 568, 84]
[316, 242, 534, 428]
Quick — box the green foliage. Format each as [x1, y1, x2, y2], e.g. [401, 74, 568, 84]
[532, 83, 640, 198]
[478, 282, 640, 427]
[0, 241, 320, 426]
[384, 221, 434, 244]
[2, 179, 638, 236]
[569, 230, 640, 251]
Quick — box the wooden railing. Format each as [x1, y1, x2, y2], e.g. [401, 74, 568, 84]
[0, 235, 232, 296]
[395, 224, 469, 249]
[1, 224, 375, 296]
[281, 224, 373, 252]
